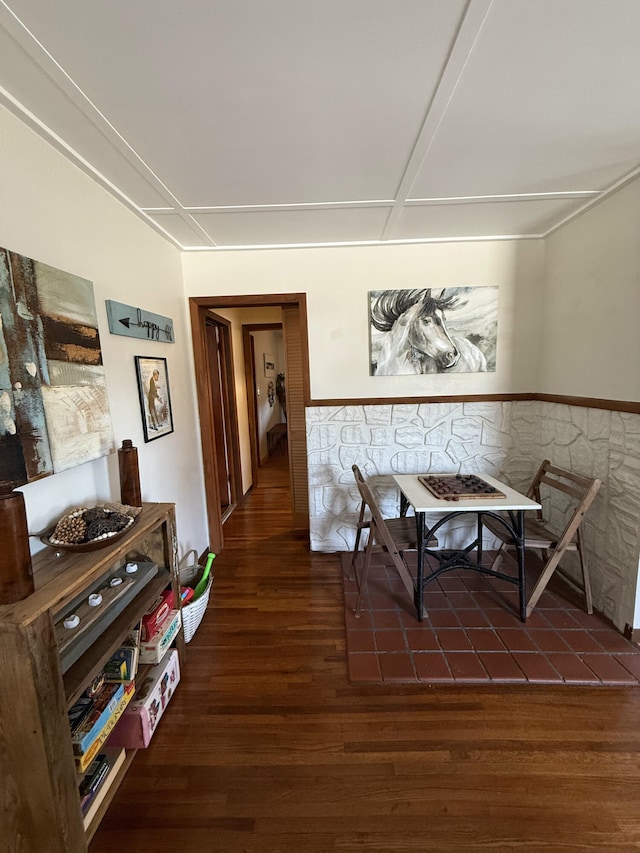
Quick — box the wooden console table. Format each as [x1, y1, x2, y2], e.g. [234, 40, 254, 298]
[0, 502, 184, 852]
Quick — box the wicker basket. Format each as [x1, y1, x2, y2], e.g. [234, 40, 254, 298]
[179, 550, 213, 643]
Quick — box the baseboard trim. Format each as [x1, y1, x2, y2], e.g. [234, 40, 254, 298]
[624, 624, 640, 645]
[306, 392, 640, 414]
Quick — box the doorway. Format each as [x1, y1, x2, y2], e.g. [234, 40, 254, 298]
[242, 322, 284, 487]
[189, 294, 310, 554]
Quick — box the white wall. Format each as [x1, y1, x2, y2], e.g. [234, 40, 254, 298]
[541, 179, 640, 401]
[183, 240, 545, 399]
[0, 105, 208, 559]
[541, 177, 640, 629]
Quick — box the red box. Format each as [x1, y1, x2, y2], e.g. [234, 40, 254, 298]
[141, 589, 174, 640]
[138, 610, 181, 665]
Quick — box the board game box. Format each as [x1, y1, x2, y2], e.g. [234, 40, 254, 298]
[109, 649, 180, 748]
[74, 683, 135, 772]
[418, 474, 506, 502]
[138, 609, 181, 665]
[70, 682, 125, 755]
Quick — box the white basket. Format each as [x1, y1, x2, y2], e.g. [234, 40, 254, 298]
[182, 574, 213, 643]
[179, 550, 213, 643]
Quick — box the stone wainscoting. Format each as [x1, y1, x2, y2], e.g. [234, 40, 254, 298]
[306, 401, 640, 632]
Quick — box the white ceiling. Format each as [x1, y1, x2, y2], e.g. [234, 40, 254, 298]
[1, 0, 640, 251]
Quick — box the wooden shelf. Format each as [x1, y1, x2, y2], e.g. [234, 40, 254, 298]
[63, 570, 171, 707]
[3, 503, 176, 627]
[0, 502, 184, 853]
[84, 748, 137, 843]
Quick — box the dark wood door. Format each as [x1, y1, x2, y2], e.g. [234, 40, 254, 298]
[206, 322, 232, 514]
[207, 323, 231, 514]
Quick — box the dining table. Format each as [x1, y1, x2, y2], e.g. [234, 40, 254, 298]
[392, 472, 541, 623]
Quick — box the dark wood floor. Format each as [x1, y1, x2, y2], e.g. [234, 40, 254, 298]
[91, 456, 640, 852]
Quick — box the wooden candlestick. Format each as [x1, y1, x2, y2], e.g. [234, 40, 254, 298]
[118, 439, 142, 507]
[0, 491, 35, 604]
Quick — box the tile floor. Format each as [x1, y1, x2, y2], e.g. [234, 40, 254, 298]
[342, 553, 640, 685]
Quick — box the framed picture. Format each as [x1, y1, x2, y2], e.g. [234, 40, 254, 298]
[263, 353, 276, 378]
[135, 356, 174, 442]
[0, 247, 116, 488]
[369, 286, 498, 376]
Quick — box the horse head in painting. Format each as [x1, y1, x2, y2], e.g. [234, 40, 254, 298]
[370, 288, 487, 375]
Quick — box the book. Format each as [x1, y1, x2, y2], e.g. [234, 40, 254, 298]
[105, 623, 141, 683]
[81, 747, 126, 829]
[68, 696, 94, 737]
[79, 753, 111, 808]
[75, 683, 134, 772]
[104, 657, 128, 681]
[123, 622, 141, 649]
[104, 646, 138, 682]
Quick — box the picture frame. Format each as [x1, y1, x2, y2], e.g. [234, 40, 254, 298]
[135, 356, 174, 442]
[263, 353, 276, 378]
[369, 286, 498, 376]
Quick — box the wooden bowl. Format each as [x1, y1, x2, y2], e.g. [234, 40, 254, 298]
[41, 513, 138, 553]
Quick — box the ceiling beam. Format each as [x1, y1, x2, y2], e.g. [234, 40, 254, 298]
[381, 0, 494, 240]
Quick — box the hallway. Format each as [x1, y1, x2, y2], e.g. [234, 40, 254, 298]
[91, 467, 640, 852]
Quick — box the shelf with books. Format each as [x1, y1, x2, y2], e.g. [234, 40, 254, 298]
[79, 746, 126, 825]
[73, 682, 135, 773]
[0, 502, 185, 853]
[84, 748, 134, 842]
[71, 682, 127, 756]
[104, 622, 141, 683]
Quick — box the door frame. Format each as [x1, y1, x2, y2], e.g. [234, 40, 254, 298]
[189, 293, 310, 554]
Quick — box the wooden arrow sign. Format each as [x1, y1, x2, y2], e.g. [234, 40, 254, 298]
[105, 300, 174, 343]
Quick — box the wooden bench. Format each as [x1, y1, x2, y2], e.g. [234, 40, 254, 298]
[267, 422, 287, 456]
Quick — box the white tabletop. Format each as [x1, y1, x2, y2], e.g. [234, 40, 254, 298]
[393, 473, 541, 513]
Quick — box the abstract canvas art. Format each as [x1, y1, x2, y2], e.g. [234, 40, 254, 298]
[369, 286, 498, 376]
[0, 247, 115, 490]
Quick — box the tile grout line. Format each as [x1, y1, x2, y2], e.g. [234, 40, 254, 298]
[344, 563, 640, 687]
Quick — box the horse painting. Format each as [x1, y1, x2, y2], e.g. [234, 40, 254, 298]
[369, 288, 490, 376]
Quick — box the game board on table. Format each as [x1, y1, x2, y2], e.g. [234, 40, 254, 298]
[418, 474, 506, 501]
